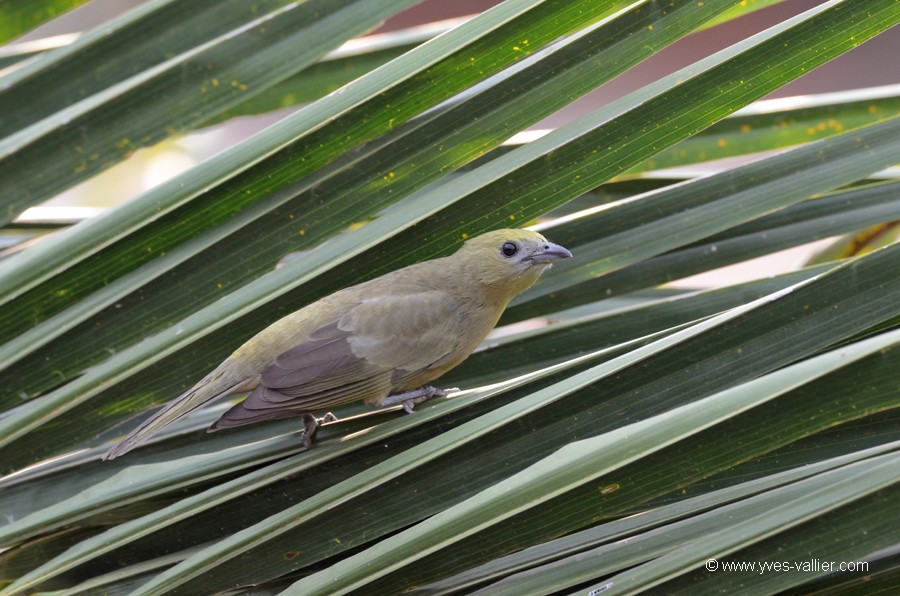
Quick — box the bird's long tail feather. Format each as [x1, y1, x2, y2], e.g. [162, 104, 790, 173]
[102, 367, 249, 460]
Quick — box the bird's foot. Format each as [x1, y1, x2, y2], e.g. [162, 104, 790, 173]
[299, 412, 338, 449]
[382, 386, 458, 414]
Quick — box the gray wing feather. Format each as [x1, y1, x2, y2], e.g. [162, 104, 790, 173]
[210, 291, 463, 429]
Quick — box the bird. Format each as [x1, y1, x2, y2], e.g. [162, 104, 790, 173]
[102, 229, 572, 460]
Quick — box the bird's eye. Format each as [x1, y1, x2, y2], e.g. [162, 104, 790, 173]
[501, 242, 519, 257]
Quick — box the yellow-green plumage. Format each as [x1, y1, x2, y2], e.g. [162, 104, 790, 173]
[103, 229, 571, 459]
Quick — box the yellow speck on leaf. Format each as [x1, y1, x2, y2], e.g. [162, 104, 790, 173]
[513, 46, 520, 51]
[212, 78, 219, 87]
[740, 124, 752, 133]
[217, 282, 223, 289]
[600, 483, 620, 494]
[807, 127, 817, 135]
[716, 138, 727, 148]
[461, 232, 469, 239]
[648, 24, 653, 30]
[298, 229, 306, 236]
[867, 105, 878, 114]
[508, 214, 516, 221]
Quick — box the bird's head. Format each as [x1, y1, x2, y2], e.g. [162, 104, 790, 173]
[457, 229, 572, 298]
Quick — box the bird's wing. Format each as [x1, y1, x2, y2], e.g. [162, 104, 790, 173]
[211, 291, 462, 427]
[338, 290, 464, 373]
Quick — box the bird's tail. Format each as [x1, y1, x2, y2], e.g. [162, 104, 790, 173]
[102, 366, 249, 460]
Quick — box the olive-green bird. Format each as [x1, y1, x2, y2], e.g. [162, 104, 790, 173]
[102, 229, 572, 460]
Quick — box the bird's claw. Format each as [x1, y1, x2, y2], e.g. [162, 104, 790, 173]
[402, 399, 422, 414]
[299, 412, 338, 449]
[382, 386, 458, 414]
[318, 412, 338, 425]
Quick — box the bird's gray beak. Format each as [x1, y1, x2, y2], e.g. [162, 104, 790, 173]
[529, 241, 573, 264]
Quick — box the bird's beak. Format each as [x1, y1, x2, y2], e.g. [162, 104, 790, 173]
[529, 241, 573, 264]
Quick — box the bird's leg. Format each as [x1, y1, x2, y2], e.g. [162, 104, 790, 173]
[381, 386, 458, 414]
[299, 412, 338, 449]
